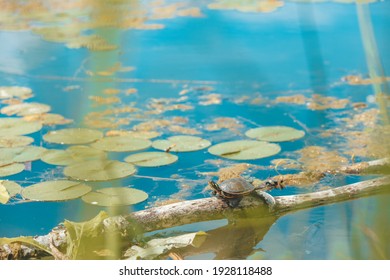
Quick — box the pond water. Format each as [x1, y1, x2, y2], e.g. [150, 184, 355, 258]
[0, 0, 389, 259]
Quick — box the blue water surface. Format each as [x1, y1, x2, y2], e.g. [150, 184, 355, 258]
[0, 1, 389, 259]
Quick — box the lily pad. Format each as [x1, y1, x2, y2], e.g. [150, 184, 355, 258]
[245, 126, 305, 142]
[0, 118, 42, 136]
[0, 135, 34, 148]
[1, 102, 51, 116]
[64, 159, 136, 181]
[0, 180, 22, 197]
[81, 187, 148, 206]
[0, 86, 33, 100]
[42, 146, 107, 166]
[152, 135, 211, 152]
[0, 180, 22, 203]
[22, 180, 92, 201]
[124, 152, 178, 167]
[106, 130, 161, 139]
[90, 136, 152, 152]
[43, 128, 103, 145]
[0, 163, 25, 177]
[208, 140, 281, 160]
[0, 146, 46, 163]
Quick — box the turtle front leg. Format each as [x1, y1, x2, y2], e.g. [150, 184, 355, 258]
[254, 190, 276, 211]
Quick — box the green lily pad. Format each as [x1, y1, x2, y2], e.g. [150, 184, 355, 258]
[22, 180, 92, 201]
[124, 152, 178, 167]
[43, 128, 103, 145]
[0, 163, 25, 177]
[1, 102, 51, 116]
[0, 146, 46, 163]
[0, 118, 42, 136]
[245, 126, 305, 142]
[0, 135, 34, 148]
[90, 136, 151, 152]
[0, 86, 33, 100]
[152, 135, 211, 152]
[208, 140, 281, 160]
[81, 187, 148, 206]
[42, 146, 107, 166]
[64, 159, 136, 181]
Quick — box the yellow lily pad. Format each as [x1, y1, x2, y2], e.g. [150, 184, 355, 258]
[0, 118, 42, 136]
[0, 163, 25, 177]
[22, 180, 92, 201]
[208, 140, 281, 160]
[81, 187, 148, 206]
[0, 135, 34, 148]
[152, 135, 211, 152]
[0, 146, 46, 163]
[42, 146, 107, 166]
[43, 128, 103, 145]
[1, 102, 51, 116]
[0, 184, 10, 204]
[245, 126, 305, 142]
[124, 152, 178, 167]
[0, 180, 22, 203]
[90, 136, 151, 152]
[64, 159, 136, 181]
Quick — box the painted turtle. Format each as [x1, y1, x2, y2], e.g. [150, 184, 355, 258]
[208, 177, 282, 208]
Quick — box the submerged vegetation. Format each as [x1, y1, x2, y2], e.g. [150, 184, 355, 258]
[0, 0, 389, 259]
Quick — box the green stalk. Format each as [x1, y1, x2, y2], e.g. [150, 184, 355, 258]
[356, 2, 389, 124]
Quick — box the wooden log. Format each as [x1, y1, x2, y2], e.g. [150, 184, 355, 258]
[1, 168, 389, 259]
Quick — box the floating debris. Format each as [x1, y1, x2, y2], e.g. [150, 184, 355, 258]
[297, 146, 349, 172]
[208, 0, 284, 13]
[0, 86, 33, 100]
[205, 117, 243, 133]
[245, 126, 305, 142]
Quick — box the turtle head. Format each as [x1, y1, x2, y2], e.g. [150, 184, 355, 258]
[208, 180, 221, 193]
[265, 179, 285, 190]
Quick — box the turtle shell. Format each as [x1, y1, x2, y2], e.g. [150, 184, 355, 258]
[219, 178, 255, 196]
